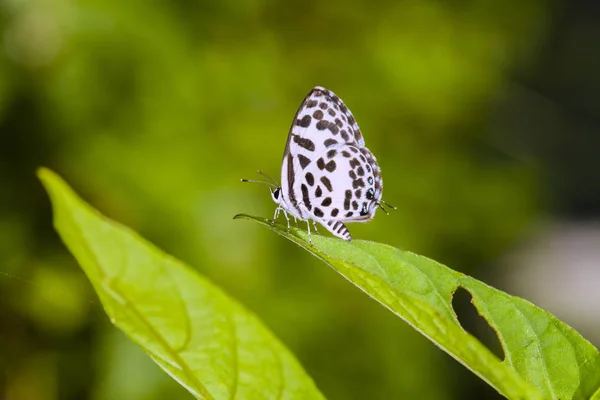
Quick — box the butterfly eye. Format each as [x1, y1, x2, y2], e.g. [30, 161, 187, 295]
[273, 188, 281, 200]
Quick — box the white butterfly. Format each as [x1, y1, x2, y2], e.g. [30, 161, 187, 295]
[246, 86, 392, 242]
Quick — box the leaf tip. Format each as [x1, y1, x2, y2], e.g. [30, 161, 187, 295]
[36, 167, 63, 196]
[36, 168, 80, 215]
[36, 166, 54, 183]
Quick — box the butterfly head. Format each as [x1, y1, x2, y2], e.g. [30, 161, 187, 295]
[270, 186, 283, 206]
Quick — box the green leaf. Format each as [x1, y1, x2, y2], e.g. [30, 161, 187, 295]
[38, 168, 325, 400]
[235, 214, 600, 400]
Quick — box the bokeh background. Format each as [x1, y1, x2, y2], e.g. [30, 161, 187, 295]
[1, 0, 600, 399]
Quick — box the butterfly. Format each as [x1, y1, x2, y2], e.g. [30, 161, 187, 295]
[244, 86, 393, 242]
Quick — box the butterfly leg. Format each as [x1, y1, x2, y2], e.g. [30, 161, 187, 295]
[294, 216, 299, 227]
[272, 207, 281, 226]
[306, 220, 312, 245]
[282, 209, 291, 232]
[312, 220, 319, 234]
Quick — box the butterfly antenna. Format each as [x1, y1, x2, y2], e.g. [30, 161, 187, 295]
[256, 170, 279, 185]
[240, 178, 277, 188]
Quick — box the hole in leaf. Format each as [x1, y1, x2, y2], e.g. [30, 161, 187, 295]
[451, 286, 505, 360]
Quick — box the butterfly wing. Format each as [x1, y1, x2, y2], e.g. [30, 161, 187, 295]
[279, 87, 367, 220]
[278, 87, 383, 241]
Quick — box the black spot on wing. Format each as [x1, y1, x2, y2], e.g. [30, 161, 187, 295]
[325, 160, 336, 172]
[353, 179, 365, 189]
[293, 135, 315, 151]
[298, 154, 310, 169]
[316, 120, 328, 131]
[320, 176, 333, 192]
[316, 120, 339, 134]
[305, 172, 314, 186]
[317, 158, 325, 170]
[297, 115, 312, 128]
[314, 207, 324, 218]
[344, 190, 352, 210]
[301, 184, 312, 210]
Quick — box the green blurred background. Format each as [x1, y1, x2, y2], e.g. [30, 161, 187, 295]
[2, 0, 600, 399]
